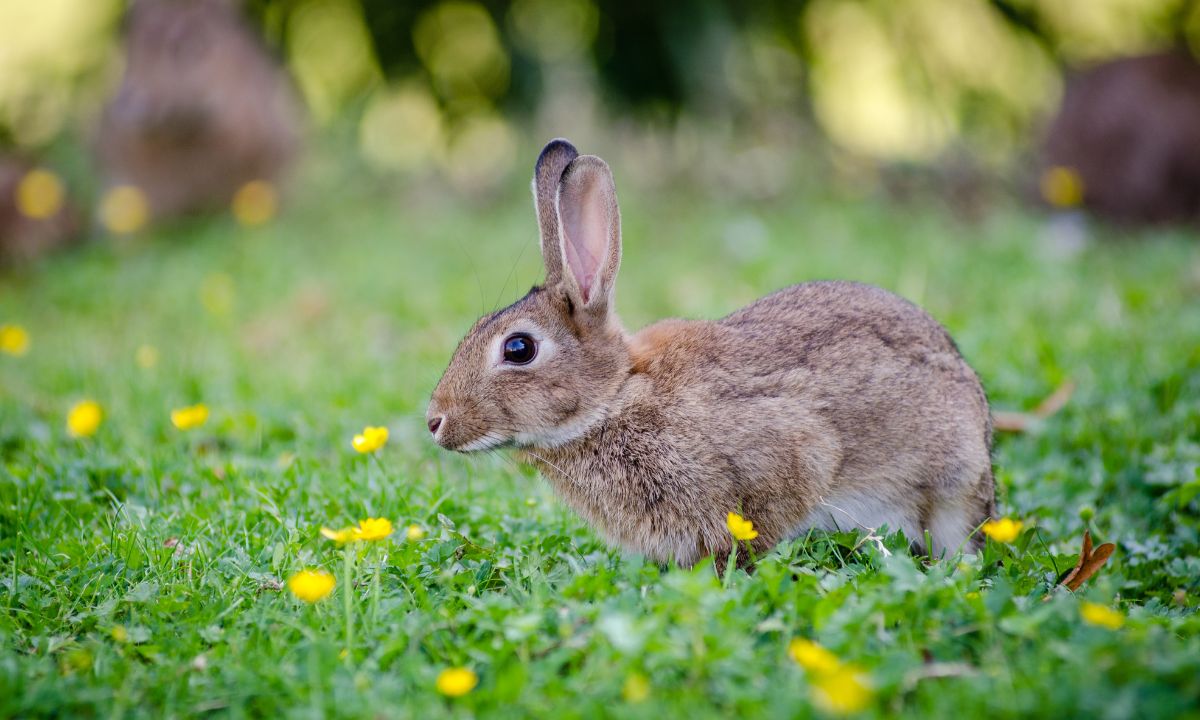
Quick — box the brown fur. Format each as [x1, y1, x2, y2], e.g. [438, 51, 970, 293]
[1041, 50, 1200, 225]
[95, 0, 302, 220]
[428, 139, 995, 566]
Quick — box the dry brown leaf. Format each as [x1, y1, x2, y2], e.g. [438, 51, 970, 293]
[1033, 380, 1075, 417]
[1059, 530, 1116, 591]
[994, 380, 1076, 433]
[993, 411, 1034, 433]
[1066, 543, 1115, 591]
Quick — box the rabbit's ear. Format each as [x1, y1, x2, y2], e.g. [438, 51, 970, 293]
[532, 139, 578, 286]
[556, 155, 621, 310]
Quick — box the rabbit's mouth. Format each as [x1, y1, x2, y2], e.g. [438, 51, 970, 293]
[454, 434, 515, 453]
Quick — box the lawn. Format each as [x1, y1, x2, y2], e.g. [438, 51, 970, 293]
[2, 161, 1199, 718]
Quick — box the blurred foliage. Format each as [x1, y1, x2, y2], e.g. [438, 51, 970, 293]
[2, 0, 1200, 173]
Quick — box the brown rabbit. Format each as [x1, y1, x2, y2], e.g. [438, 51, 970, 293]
[428, 139, 995, 566]
[96, 0, 301, 220]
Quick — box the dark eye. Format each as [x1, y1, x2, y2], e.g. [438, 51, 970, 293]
[502, 333, 537, 364]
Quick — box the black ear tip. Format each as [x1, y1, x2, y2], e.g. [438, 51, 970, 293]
[535, 138, 579, 173]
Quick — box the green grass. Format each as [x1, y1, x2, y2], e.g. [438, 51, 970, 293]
[2, 164, 1199, 718]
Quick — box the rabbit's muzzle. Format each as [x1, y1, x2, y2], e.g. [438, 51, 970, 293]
[425, 397, 504, 453]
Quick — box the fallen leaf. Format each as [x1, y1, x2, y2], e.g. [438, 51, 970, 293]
[1059, 530, 1116, 591]
[1033, 380, 1075, 417]
[995, 381, 1076, 433]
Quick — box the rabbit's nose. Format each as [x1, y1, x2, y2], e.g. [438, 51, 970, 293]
[427, 416, 443, 435]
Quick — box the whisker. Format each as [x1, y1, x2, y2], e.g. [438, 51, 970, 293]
[482, 446, 527, 476]
[451, 234, 487, 317]
[523, 450, 582, 488]
[819, 498, 875, 533]
[493, 235, 532, 313]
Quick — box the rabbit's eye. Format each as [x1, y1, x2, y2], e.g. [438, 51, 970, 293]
[502, 334, 537, 364]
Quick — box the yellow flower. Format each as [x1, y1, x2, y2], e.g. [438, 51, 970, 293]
[1040, 165, 1084, 209]
[322, 518, 394, 543]
[406, 524, 426, 541]
[171, 404, 210, 431]
[231, 180, 279, 227]
[788, 638, 841, 673]
[1080, 601, 1124, 630]
[287, 569, 335, 602]
[726, 511, 758, 541]
[352, 426, 388, 453]
[99, 185, 150, 234]
[353, 517, 393, 541]
[810, 664, 873, 715]
[0, 324, 30, 356]
[981, 518, 1024, 543]
[135, 344, 159, 369]
[16, 168, 65, 219]
[622, 672, 651, 703]
[320, 526, 355, 544]
[435, 667, 478, 697]
[789, 639, 874, 714]
[67, 400, 103, 438]
[111, 625, 129, 643]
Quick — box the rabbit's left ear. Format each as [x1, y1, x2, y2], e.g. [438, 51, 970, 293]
[532, 139, 578, 287]
[556, 155, 621, 312]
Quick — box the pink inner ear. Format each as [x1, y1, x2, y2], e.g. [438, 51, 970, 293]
[560, 173, 609, 303]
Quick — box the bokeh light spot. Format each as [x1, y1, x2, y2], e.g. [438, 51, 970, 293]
[15, 168, 65, 220]
[287, 0, 382, 124]
[359, 85, 445, 172]
[442, 112, 517, 192]
[1041, 165, 1085, 208]
[99, 185, 149, 235]
[0, 0, 119, 148]
[509, 0, 598, 61]
[806, 1, 950, 159]
[231, 180, 279, 227]
[1040, 0, 1170, 60]
[0, 324, 31, 356]
[136, 344, 159, 369]
[201, 273, 236, 317]
[415, 2, 510, 103]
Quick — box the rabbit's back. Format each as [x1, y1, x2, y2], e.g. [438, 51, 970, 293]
[723, 281, 959, 357]
[720, 281, 987, 421]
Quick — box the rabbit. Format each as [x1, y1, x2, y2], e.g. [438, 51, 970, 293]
[95, 0, 302, 221]
[427, 139, 995, 567]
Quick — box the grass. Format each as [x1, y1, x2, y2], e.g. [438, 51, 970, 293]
[2, 161, 1199, 718]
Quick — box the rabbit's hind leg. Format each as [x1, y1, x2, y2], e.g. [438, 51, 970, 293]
[926, 478, 993, 557]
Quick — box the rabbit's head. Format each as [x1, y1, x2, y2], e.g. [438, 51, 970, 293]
[428, 140, 629, 452]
